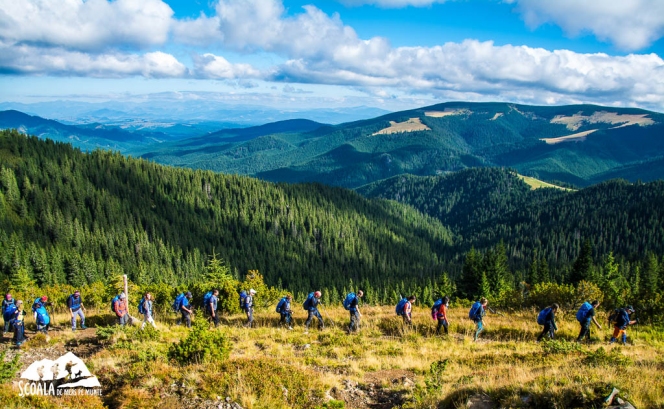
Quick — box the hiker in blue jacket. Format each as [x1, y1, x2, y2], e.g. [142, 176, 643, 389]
[348, 290, 364, 333]
[2, 293, 16, 334]
[9, 300, 26, 346]
[536, 303, 559, 341]
[304, 291, 324, 332]
[278, 294, 293, 329]
[610, 305, 637, 345]
[68, 290, 87, 332]
[140, 293, 157, 330]
[180, 292, 193, 328]
[470, 297, 488, 341]
[208, 289, 220, 327]
[576, 300, 602, 343]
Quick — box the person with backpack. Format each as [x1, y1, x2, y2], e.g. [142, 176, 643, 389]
[180, 292, 194, 328]
[139, 292, 156, 330]
[207, 289, 219, 327]
[243, 289, 256, 328]
[469, 297, 488, 341]
[173, 292, 186, 325]
[68, 290, 87, 332]
[2, 293, 16, 334]
[536, 303, 559, 342]
[346, 290, 364, 333]
[398, 295, 416, 327]
[8, 300, 26, 347]
[610, 305, 637, 345]
[277, 294, 293, 329]
[432, 296, 450, 335]
[113, 293, 129, 326]
[304, 291, 324, 332]
[33, 296, 51, 334]
[576, 300, 602, 343]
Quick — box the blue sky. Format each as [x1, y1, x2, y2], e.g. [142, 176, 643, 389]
[1, 0, 664, 112]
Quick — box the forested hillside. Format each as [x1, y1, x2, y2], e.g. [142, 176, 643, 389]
[0, 129, 452, 297]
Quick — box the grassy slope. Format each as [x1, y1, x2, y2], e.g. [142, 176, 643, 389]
[516, 174, 574, 191]
[2, 307, 662, 409]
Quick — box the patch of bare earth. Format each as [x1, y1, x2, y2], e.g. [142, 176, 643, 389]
[424, 109, 470, 118]
[551, 111, 655, 131]
[490, 113, 503, 121]
[329, 370, 414, 409]
[372, 118, 430, 135]
[540, 129, 598, 145]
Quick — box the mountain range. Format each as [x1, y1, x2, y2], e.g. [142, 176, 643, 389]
[1, 101, 663, 187]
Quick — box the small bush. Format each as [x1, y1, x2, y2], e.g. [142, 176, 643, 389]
[583, 347, 632, 367]
[540, 339, 584, 355]
[528, 282, 575, 309]
[169, 318, 231, 365]
[0, 349, 20, 383]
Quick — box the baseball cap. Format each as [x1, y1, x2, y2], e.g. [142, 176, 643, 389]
[249, 289, 256, 294]
[41, 296, 48, 301]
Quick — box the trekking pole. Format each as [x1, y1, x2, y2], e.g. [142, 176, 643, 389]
[320, 304, 337, 329]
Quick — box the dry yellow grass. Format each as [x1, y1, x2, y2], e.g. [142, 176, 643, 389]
[423, 109, 470, 118]
[550, 111, 655, 131]
[372, 118, 430, 135]
[540, 129, 598, 145]
[516, 174, 574, 191]
[3, 306, 662, 408]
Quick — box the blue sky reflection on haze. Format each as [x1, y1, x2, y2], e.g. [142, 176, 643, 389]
[1, 0, 663, 113]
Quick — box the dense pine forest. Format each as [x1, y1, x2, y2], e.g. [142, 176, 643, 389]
[1, 129, 664, 319]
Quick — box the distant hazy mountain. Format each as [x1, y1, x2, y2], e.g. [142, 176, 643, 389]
[140, 102, 664, 187]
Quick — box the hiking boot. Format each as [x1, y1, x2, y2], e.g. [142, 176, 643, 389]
[72, 328, 76, 332]
[81, 325, 87, 329]
[288, 326, 293, 330]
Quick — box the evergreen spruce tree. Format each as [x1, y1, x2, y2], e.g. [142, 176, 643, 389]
[570, 239, 594, 285]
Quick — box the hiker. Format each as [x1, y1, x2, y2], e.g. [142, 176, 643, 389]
[180, 292, 193, 328]
[576, 300, 602, 343]
[277, 294, 293, 329]
[610, 305, 637, 345]
[114, 293, 129, 326]
[68, 290, 87, 332]
[345, 290, 364, 333]
[433, 296, 450, 335]
[140, 293, 157, 330]
[9, 300, 26, 346]
[401, 295, 416, 327]
[536, 303, 559, 341]
[304, 291, 324, 331]
[32, 296, 51, 334]
[2, 293, 16, 334]
[243, 289, 256, 328]
[207, 289, 220, 327]
[469, 297, 488, 341]
[173, 292, 186, 325]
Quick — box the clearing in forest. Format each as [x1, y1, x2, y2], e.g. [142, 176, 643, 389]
[372, 117, 431, 135]
[551, 111, 655, 131]
[517, 174, 575, 190]
[540, 129, 597, 145]
[424, 108, 470, 118]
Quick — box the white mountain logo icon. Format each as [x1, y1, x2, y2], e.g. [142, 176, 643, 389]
[21, 351, 101, 388]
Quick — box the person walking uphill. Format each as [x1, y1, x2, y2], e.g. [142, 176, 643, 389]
[576, 300, 602, 343]
[243, 289, 256, 328]
[114, 293, 129, 326]
[2, 293, 16, 334]
[276, 294, 293, 329]
[9, 300, 27, 346]
[139, 293, 157, 330]
[610, 305, 637, 345]
[345, 290, 364, 333]
[400, 295, 416, 327]
[536, 303, 559, 341]
[469, 297, 488, 341]
[180, 292, 193, 328]
[207, 289, 220, 328]
[68, 290, 87, 332]
[304, 291, 324, 332]
[433, 296, 450, 335]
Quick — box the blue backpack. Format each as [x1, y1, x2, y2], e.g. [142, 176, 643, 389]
[576, 302, 592, 323]
[35, 305, 50, 326]
[469, 301, 483, 321]
[395, 298, 408, 316]
[172, 293, 185, 312]
[32, 297, 44, 313]
[239, 291, 247, 309]
[537, 307, 551, 325]
[202, 291, 213, 310]
[343, 293, 356, 311]
[276, 297, 288, 313]
[3, 303, 17, 321]
[431, 299, 443, 318]
[111, 295, 121, 313]
[302, 292, 315, 310]
[138, 297, 146, 314]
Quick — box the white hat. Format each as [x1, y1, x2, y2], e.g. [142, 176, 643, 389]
[119, 293, 126, 299]
[249, 289, 257, 294]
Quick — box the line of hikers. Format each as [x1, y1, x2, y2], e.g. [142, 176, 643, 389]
[3, 289, 639, 347]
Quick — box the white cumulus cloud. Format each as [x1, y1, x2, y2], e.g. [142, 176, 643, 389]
[339, 0, 447, 7]
[193, 53, 263, 79]
[510, 0, 664, 51]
